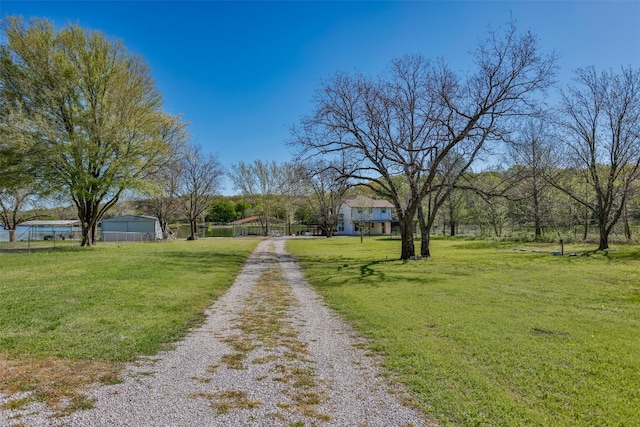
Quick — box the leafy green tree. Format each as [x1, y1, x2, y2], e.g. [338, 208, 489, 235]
[233, 200, 248, 218]
[300, 159, 349, 238]
[295, 204, 313, 225]
[208, 200, 239, 223]
[0, 17, 180, 246]
[0, 99, 41, 240]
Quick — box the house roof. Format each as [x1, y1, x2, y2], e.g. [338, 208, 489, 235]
[232, 216, 287, 224]
[232, 215, 261, 224]
[343, 195, 394, 209]
[21, 220, 81, 226]
[101, 215, 158, 222]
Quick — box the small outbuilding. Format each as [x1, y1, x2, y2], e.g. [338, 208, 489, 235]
[18, 220, 82, 241]
[100, 215, 162, 242]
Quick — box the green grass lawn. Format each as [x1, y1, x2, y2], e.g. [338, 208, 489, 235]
[286, 237, 640, 426]
[0, 238, 259, 410]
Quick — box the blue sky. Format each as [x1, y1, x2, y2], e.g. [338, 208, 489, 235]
[2, 1, 639, 195]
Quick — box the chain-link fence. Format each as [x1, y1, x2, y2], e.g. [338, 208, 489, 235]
[0, 228, 156, 252]
[0, 230, 82, 252]
[100, 231, 156, 242]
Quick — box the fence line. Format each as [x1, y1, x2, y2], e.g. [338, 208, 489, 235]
[431, 223, 640, 243]
[101, 231, 155, 243]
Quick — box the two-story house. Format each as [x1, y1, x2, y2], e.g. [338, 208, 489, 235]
[337, 195, 394, 236]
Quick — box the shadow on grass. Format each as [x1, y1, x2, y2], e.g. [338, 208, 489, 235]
[359, 259, 388, 279]
[311, 258, 406, 287]
[0, 245, 82, 254]
[578, 247, 640, 261]
[611, 247, 640, 261]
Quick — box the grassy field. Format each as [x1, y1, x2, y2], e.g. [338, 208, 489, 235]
[286, 237, 640, 426]
[0, 238, 260, 412]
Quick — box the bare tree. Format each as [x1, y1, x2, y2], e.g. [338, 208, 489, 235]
[300, 160, 349, 237]
[438, 187, 467, 236]
[277, 162, 307, 235]
[417, 150, 470, 256]
[175, 144, 224, 240]
[139, 118, 188, 238]
[293, 22, 556, 259]
[461, 171, 511, 237]
[350, 196, 375, 243]
[141, 158, 182, 238]
[507, 119, 556, 241]
[228, 160, 280, 236]
[552, 66, 640, 250]
[0, 189, 39, 241]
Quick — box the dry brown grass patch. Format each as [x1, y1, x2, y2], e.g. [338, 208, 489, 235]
[209, 253, 331, 423]
[219, 352, 246, 370]
[0, 355, 121, 415]
[252, 354, 279, 364]
[192, 390, 262, 414]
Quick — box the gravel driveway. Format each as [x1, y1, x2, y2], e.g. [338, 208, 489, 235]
[3, 238, 432, 426]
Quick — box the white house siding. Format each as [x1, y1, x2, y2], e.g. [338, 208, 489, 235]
[337, 196, 393, 236]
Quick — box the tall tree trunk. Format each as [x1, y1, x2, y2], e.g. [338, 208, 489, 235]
[399, 214, 416, 260]
[189, 220, 198, 240]
[321, 214, 334, 238]
[533, 191, 542, 241]
[417, 204, 431, 258]
[264, 197, 270, 236]
[598, 222, 609, 250]
[583, 206, 589, 241]
[534, 222, 542, 241]
[421, 230, 431, 258]
[448, 202, 456, 237]
[81, 223, 94, 246]
[92, 222, 99, 245]
[78, 203, 99, 246]
[159, 218, 168, 239]
[8, 228, 16, 243]
[597, 202, 610, 250]
[532, 182, 542, 242]
[623, 204, 632, 240]
[624, 219, 631, 240]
